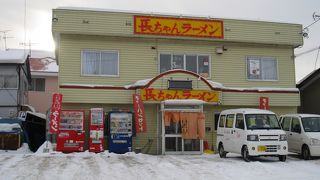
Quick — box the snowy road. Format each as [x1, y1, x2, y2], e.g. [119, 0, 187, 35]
[0, 146, 320, 180]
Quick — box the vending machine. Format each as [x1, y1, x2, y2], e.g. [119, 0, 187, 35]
[108, 111, 134, 154]
[56, 110, 85, 152]
[89, 108, 105, 152]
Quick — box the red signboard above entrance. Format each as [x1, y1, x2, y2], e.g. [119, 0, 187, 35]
[259, 97, 269, 110]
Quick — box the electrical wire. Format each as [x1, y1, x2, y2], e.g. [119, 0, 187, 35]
[314, 48, 320, 70]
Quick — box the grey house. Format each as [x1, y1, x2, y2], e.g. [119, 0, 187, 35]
[297, 68, 320, 114]
[0, 50, 31, 118]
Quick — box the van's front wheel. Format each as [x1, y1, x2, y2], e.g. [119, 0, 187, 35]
[242, 146, 251, 162]
[301, 145, 311, 160]
[279, 155, 286, 162]
[218, 143, 227, 158]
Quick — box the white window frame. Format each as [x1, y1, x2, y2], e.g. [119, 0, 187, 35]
[158, 53, 211, 78]
[246, 56, 279, 81]
[81, 49, 120, 77]
[0, 74, 18, 89]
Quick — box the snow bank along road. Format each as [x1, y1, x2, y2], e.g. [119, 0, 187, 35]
[0, 152, 319, 180]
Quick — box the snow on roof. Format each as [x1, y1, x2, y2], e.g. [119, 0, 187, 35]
[60, 83, 115, 88]
[0, 123, 21, 132]
[56, 7, 300, 25]
[0, 50, 28, 64]
[207, 80, 224, 89]
[221, 108, 276, 115]
[223, 87, 299, 92]
[27, 111, 46, 119]
[163, 99, 205, 105]
[30, 57, 58, 73]
[281, 114, 320, 118]
[124, 78, 152, 89]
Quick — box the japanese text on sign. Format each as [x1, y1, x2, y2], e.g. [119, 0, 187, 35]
[134, 16, 224, 39]
[133, 94, 147, 133]
[49, 93, 63, 134]
[140, 89, 220, 103]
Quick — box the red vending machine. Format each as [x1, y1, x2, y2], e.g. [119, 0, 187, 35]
[89, 108, 105, 152]
[56, 110, 85, 152]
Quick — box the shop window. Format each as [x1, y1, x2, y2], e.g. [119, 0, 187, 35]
[81, 50, 119, 76]
[30, 78, 45, 91]
[159, 53, 210, 78]
[247, 56, 278, 80]
[0, 74, 18, 89]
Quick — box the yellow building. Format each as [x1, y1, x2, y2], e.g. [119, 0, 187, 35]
[52, 7, 303, 154]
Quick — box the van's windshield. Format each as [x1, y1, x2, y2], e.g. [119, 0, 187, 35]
[301, 117, 320, 132]
[245, 114, 281, 130]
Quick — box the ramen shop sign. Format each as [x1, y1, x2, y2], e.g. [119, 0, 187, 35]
[140, 88, 220, 103]
[134, 16, 224, 39]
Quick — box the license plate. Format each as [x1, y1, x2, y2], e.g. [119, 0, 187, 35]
[258, 146, 267, 152]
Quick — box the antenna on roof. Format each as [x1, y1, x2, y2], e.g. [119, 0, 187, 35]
[302, 12, 320, 38]
[0, 30, 14, 50]
[20, 40, 38, 57]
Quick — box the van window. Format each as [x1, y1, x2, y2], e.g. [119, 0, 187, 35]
[219, 115, 225, 127]
[301, 117, 320, 132]
[291, 118, 301, 133]
[281, 117, 291, 131]
[235, 114, 245, 129]
[245, 114, 281, 130]
[226, 114, 234, 128]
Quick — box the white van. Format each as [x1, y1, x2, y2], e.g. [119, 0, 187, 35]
[279, 114, 320, 160]
[216, 109, 288, 162]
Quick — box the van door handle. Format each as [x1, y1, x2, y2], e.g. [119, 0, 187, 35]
[289, 133, 292, 136]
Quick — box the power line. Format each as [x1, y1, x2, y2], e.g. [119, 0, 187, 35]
[314, 48, 320, 70]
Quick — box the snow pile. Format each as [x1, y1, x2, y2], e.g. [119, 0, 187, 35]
[0, 123, 21, 132]
[124, 78, 152, 89]
[0, 152, 319, 180]
[35, 141, 55, 154]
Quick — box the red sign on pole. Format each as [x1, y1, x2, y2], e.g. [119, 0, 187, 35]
[133, 94, 147, 133]
[259, 97, 269, 110]
[49, 93, 63, 134]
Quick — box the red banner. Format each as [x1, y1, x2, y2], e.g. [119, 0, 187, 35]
[49, 93, 63, 134]
[259, 97, 269, 110]
[133, 94, 147, 133]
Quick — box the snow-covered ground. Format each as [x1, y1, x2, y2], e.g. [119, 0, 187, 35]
[0, 143, 319, 180]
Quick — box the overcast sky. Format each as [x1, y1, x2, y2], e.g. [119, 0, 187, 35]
[0, 0, 319, 82]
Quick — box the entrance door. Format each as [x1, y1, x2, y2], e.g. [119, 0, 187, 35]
[163, 113, 203, 154]
[161, 102, 203, 155]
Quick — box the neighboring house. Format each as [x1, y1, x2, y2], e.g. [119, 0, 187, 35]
[297, 68, 320, 114]
[52, 8, 303, 154]
[28, 51, 58, 114]
[0, 50, 31, 118]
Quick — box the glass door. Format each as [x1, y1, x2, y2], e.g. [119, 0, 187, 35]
[162, 111, 203, 155]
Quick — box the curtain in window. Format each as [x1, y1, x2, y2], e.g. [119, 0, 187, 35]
[186, 55, 197, 73]
[261, 58, 277, 80]
[101, 52, 118, 75]
[82, 51, 100, 75]
[247, 57, 261, 79]
[0, 74, 18, 89]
